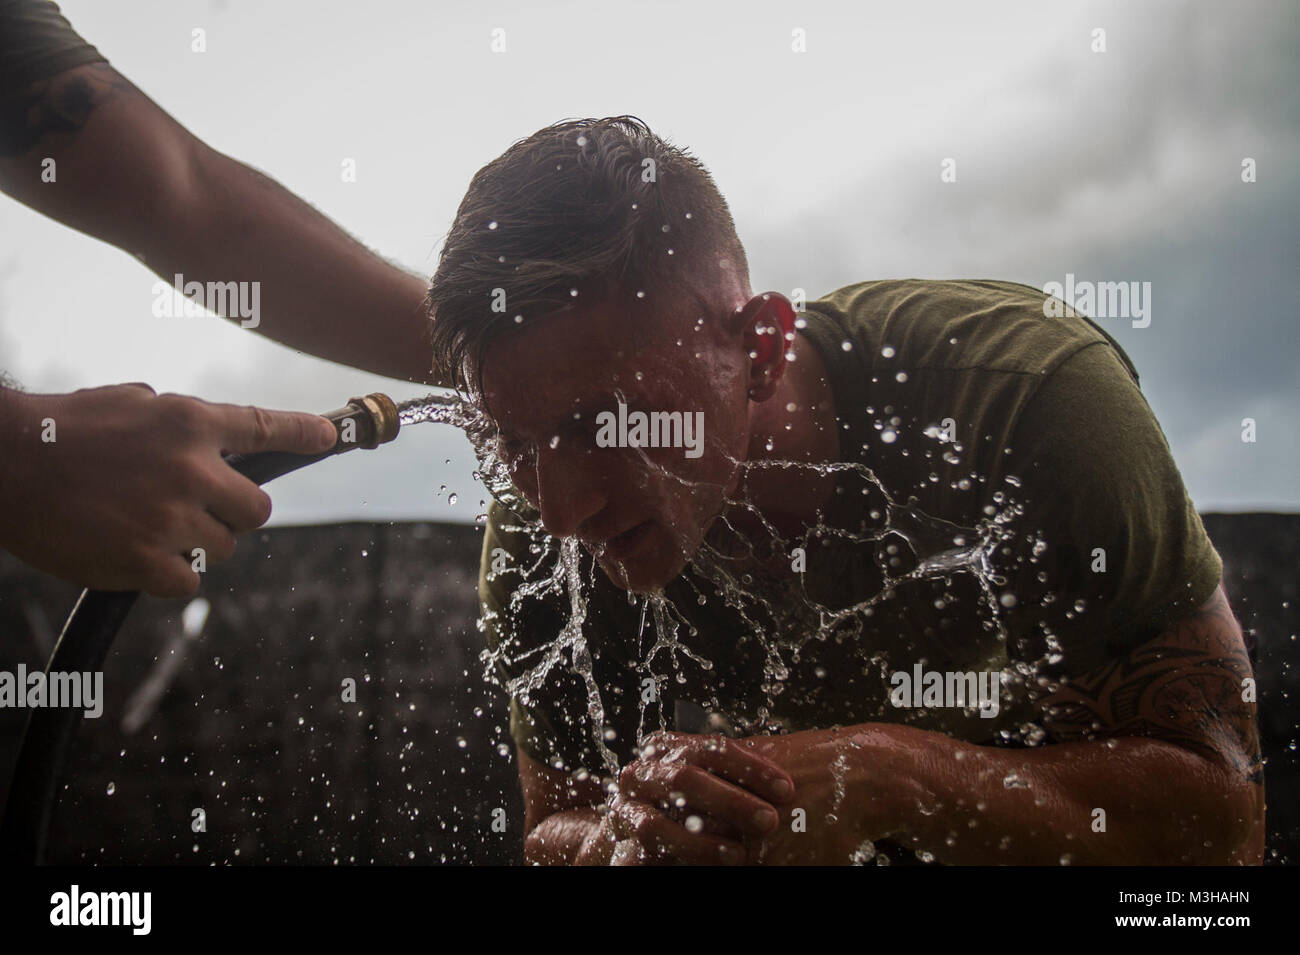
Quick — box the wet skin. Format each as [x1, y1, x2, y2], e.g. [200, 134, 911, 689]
[478, 286, 841, 593]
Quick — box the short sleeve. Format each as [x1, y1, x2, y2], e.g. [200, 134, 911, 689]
[0, 0, 108, 90]
[997, 341, 1222, 675]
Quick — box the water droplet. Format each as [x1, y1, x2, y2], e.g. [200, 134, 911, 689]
[841, 340, 853, 351]
[487, 220, 498, 230]
[106, 782, 116, 795]
[895, 371, 908, 383]
[448, 493, 458, 505]
[881, 345, 896, 358]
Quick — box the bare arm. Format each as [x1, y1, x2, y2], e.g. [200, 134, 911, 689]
[745, 584, 1265, 865]
[1017, 583, 1265, 862]
[0, 62, 436, 383]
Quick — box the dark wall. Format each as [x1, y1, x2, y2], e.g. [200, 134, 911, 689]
[0, 515, 1294, 865]
[0, 522, 522, 865]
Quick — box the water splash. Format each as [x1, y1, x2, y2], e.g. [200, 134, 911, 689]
[401, 387, 1059, 863]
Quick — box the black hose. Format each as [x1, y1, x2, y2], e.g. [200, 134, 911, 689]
[0, 590, 139, 864]
[0, 395, 398, 865]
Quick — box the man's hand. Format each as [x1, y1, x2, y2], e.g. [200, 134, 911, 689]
[0, 383, 336, 597]
[605, 730, 794, 865]
[741, 728, 915, 865]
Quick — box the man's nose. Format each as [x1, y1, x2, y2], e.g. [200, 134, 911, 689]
[533, 442, 608, 540]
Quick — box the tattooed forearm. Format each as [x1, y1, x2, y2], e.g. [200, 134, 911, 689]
[0, 63, 133, 157]
[1037, 585, 1263, 784]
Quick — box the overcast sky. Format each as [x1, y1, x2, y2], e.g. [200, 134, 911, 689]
[1, 0, 1295, 523]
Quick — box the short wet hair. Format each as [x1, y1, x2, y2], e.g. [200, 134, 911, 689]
[426, 115, 748, 392]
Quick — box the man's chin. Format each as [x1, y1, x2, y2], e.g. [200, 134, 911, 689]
[595, 551, 687, 595]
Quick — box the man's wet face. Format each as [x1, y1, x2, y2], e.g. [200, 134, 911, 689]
[478, 295, 752, 593]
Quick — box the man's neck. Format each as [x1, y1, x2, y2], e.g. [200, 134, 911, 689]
[710, 331, 843, 556]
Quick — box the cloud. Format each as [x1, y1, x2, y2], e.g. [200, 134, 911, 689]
[740, 0, 1299, 510]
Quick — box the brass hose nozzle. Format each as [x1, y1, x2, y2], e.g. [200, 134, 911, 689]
[327, 393, 401, 450]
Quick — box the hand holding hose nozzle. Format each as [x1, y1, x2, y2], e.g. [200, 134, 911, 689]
[222, 392, 401, 484]
[0, 392, 401, 865]
[0, 386, 403, 598]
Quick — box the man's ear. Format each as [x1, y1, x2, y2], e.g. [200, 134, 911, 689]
[736, 292, 796, 401]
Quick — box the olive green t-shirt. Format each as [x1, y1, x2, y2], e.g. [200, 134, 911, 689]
[479, 279, 1222, 773]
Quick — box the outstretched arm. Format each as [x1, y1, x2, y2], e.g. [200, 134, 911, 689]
[0, 62, 436, 383]
[742, 584, 1264, 865]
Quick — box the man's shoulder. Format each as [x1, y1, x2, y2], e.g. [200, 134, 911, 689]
[809, 277, 1044, 308]
[804, 278, 1123, 379]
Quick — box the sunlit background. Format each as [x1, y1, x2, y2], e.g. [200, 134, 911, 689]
[1, 0, 1296, 523]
